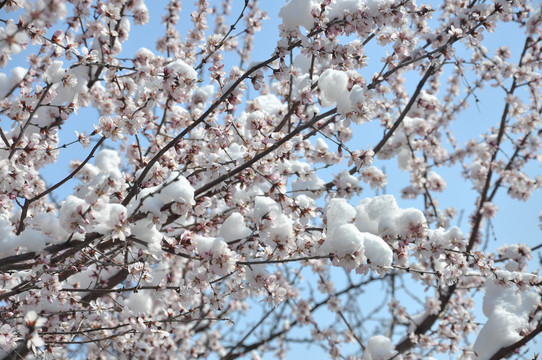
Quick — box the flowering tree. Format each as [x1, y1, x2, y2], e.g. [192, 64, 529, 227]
[0, 0, 541, 359]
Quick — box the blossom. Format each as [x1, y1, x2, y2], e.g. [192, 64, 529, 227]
[0, 21, 27, 56]
[0, 1, 540, 359]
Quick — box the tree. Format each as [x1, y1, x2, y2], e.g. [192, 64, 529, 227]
[0, 0, 541, 358]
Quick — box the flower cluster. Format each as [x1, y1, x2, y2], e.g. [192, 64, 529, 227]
[0, 0, 540, 359]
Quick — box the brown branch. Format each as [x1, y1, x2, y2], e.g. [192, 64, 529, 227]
[237, 255, 333, 266]
[222, 307, 276, 360]
[122, 16, 344, 207]
[8, 83, 53, 160]
[79, 268, 130, 305]
[44, 329, 135, 345]
[15, 136, 106, 235]
[488, 321, 542, 360]
[195, 0, 249, 71]
[374, 62, 438, 156]
[338, 309, 366, 351]
[395, 284, 456, 353]
[222, 276, 380, 359]
[466, 37, 530, 253]
[194, 108, 337, 198]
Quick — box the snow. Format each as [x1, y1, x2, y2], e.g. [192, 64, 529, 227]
[363, 232, 392, 267]
[355, 204, 379, 234]
[246, 264, 269, 288]
[0, 67, 26, 98]
[349, 85, 366, 109]
[323, 198, 392, 270]
[278, 0, 318, 31]
[328, 0, 384, 19]
[64, 263, 120, 292]
[322, 223, 364, 257]
[325, 198, 356, 231]
[255, 94, 286, 115]
[167, 59, 197, 81]
[427, 171, 446, 191]
[31, 213, 66, 242]
[131, 220, 163, 257]
[355, 196, 400, 236]
[194, 236, 237, 276]
[294, 194, 314, 209]
[279, 0, 384, 31]
[159, 174, 195, 206]
[363, 195, 400, 220]
[397, 148, 411, 170]
[195, 236, 220, 254]
[291, 173, 326, 199]
[355, 195, 427, 239]
[43, 61, 65, 84]
[253, 196, 282, 219]
[363, 335, 397, 360]
[17, 228, 49, 253]
[0, 214, 52, 257]
[219, 212, 252, 242]
[473, 273, 540, 359]
[220, 142, 246, 161]
[194, 85, 214, 104]
[395, 208, 427, 236]
[318, 69, 353, 114]
[131, 173, 195, 215]
[94, 149, 123, 179]
[253, 197, 295, 253]
[316, 138, 328, 153]
[293, 53, 312, 73]
[58, 195, 88, 233]
[124, 292, 154, 314]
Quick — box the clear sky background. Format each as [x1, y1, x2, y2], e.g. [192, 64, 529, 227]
[3, 0, 541, 358]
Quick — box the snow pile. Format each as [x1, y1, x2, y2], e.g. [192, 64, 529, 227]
[0, 67, 26, 98]
[324, 223, 364, 260]
[0, 214, 52, 257]
[473, 273, 540, 359]
[355, 195, 427, 240]
[279, 0, 383, 31]
[253, 197, 295, 256]
[254, 94, 287, 115]
[362, 335, 397, 360]
[43, 61, 66, 84]
[94, 149, 123, 179]
[194, 236, 237, 276]
[122, 173, 195, 252]
[193, 84, 214, 104]
[319, 69, 352, 114]
[219, 212, 252, 242]
[253, 196, 282, 220]
[73, 149, 125, 204]
[318, 69, 373, 121]
[322, 198, 392, 272]
[124, 291, 154, 315]
[363, 232, 393, 268]
[130, 219, 163, 257]
[292, 172, 326, 199]
[93, 203, 130, 240]
[131, 173, 195, 216]
[335, 170, 363, 196]
[166, 59, 197, 82]
[294, 194, 317, 225]
[279, 0, 318, 31]
[59, 195, 90, 234]
[246, 264, 269, 289]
